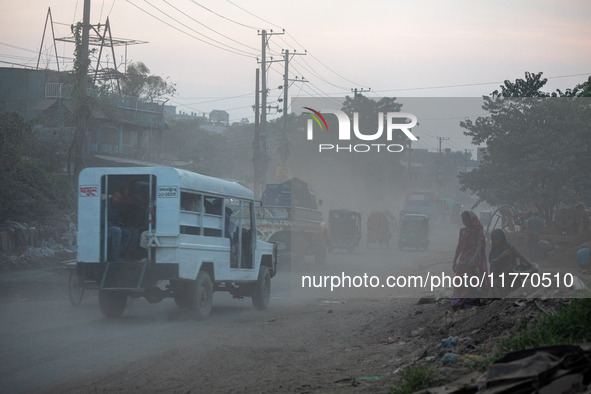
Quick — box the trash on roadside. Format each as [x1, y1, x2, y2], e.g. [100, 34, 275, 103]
[464, 354, 485, 362]
[439, 336, 456, 349]
[441, 353, 457, 364]
[417, 297, 436, 305]
[355, 376, 382, 382]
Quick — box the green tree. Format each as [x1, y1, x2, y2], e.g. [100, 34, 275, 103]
[459, 72, 591, 217]
[0, 112, 73, 222]
[162, 117, 230, 177]
[120, 61, 176, 101]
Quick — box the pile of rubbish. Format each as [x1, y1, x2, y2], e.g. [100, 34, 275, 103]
[418, 344, 591, 393]
[379, 295, 591, 394]
[0, 216, 76, 271]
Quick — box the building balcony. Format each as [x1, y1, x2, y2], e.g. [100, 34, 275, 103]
[44, 83, 164, 114]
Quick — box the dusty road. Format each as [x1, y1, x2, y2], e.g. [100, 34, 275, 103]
[0, 229, 459, 393]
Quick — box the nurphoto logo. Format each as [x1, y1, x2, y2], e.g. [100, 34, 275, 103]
[304, 108, 418, 153]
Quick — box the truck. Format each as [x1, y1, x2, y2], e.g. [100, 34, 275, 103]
[75, 166, 277, 319]
[400, 191, 437, 220]
[258, 177, 327, 264]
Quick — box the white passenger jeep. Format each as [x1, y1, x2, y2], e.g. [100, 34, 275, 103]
[76, 167, 277, 319]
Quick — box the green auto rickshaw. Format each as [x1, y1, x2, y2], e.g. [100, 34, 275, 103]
[398, 214, 429, 250]
[328, 209, 362, 253]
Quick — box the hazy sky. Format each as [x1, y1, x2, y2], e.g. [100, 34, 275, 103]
[1, 0, 590, 152]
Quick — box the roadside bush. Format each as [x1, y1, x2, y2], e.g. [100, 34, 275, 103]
[0, 111, 73, 222]
[500, 298, 591, 352]
[389, 364, 436, 394]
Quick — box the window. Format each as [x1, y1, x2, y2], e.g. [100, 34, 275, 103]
[203, 195, 223, 237]
[180, 192, 202, 212]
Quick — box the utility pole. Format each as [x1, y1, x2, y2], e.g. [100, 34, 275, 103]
[78, 0, 91, 101]
[260, 30, 267, 155]
[436, 137, 449, 188]
[253, 68, 261, 197]
[280, 48, 306, 164]
[71, 0, 91, 181]
[351, 87, 371, 97]
[437, 137, 449, 160]
[256, 29, 284, 190]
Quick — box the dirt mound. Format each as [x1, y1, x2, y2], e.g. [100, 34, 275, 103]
[361, 296, 575, 392]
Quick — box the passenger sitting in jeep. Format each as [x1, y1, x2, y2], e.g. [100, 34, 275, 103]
[105, 191, 131, 261]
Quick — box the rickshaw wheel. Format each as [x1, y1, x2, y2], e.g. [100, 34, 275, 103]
[487, 205, 518, 235]
[68, 271, 85, 305]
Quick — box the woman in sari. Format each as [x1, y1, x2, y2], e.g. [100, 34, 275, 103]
[451, 211, 488, 310]
[489, 228, 538, 298]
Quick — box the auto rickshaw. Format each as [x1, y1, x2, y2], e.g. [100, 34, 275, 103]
[366, 211, 391, 248]
[398, 213, 429, 250]
[328, 209, 361, 252]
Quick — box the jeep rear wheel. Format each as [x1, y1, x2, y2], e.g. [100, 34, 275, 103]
[98, 290, 127, 318]
[193, 271, 213, 320]
[252, 266, 271, 311]
[172, 280, 194, 309]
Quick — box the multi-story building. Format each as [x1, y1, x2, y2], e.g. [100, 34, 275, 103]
[0, 67, 173, 166]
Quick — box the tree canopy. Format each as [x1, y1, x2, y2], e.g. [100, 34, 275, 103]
[0, 112, 73, 222]
[459, 72, 591, 215]
[120, 61, 176, 101]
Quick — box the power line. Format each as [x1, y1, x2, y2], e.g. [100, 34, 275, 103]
[288, 81, 306, 111]
[286, 61, 345, 99]
[175, 93, 253, 107]
[224, 0, 370, 91]
[141, 0, 257, 57]
[0, 60, 37, 69]
[290, 56, 349, 90]
[107, 0, 116, 18]
[73, 0, 79, 25]
[162, 0, 259, 52]
[0, 42, 39, 53]
[175, 92, 252, 100]
[280, 32, 370, 89]
[372, 73, 591, 93]
[272, 26, 369, 90]
[226, 0, 281, 30]
[189, 0, 259, 30]
[125, 0, 256, 58]
[298, 84, 344, 107]
[99, 0, 106, 22]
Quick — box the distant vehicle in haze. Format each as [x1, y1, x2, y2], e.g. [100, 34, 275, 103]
[258, 178, 327, 264]
[328, 209, 361, 253]
[401, 191, 437, 219]
[398, 213, 430, 251]
[366, 211, 392, 248]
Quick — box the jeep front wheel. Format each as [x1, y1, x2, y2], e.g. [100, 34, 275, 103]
[252, 266, 271, 311]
